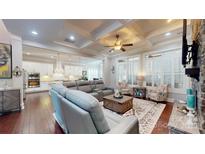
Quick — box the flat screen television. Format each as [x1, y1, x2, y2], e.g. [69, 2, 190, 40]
[182, 19, 200, 81]
[182, 19, 188, 68]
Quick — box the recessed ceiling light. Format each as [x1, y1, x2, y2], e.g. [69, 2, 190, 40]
[165, 32, 171, 36]
[167, 19, 172, 23]
[50, 56, 54, 59]
[69, 35, 75, 41]
[31, 31, 38, 35]
[26, 52, 31, 55]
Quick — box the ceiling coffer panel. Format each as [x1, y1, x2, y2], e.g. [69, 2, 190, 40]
[3, 19, 186, 57]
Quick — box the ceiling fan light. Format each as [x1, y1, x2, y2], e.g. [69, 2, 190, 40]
[167, 19, 172, 23]
[114, 45, 121, 50]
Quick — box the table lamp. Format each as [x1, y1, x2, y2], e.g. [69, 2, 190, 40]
[186, 88, 193, 95]
[137, 75, 144, 86]
[187, 94, 196, 117]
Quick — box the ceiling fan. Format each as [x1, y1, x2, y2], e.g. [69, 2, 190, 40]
[147, 54, 161, 58]
[104, 34, 133, 52]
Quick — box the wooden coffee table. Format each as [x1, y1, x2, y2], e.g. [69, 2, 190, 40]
[103, 95, 134, 114]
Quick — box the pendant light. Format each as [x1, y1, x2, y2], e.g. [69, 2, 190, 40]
[53, 53, 64, 80]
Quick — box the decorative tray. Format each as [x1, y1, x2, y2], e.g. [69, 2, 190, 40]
[113, 95, 123, 99]
[177, 105, 189, 114]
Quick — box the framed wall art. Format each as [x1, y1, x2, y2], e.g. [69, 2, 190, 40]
[0, 43, 12, 79]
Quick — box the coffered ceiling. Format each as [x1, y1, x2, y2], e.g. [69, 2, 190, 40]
[3, 19, 190, 61]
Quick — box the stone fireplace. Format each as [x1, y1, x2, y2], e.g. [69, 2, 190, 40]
[192, 19, 205, 133]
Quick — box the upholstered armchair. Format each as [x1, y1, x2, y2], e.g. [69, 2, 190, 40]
[117, 81, 132, 95]
[147, 84, 168, 102]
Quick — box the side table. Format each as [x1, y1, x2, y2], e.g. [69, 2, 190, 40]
[133, 86, 146, 99]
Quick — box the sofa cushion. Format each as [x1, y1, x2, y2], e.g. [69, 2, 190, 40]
[95, 80, 104, 84]
[63, 81, 77, 90]
[103, 108, 124, 128]
[78, 85, 92, 93]
[76, 80, 92, 92]
[65, 89, 110, 133]
[102, 89, 113, 96]
[89, 92, 99, 99]
[96, 84, 104, 90]
[95, 80, 105, 90]
[89, 80, 96, 90]
[76, 80, 90, 86]
[51, 84, 67, 97]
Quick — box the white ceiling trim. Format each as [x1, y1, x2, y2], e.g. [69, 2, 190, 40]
[53, 41, 80, 49]
[146, 20, 191, 39]
[23, 40, 94, 58]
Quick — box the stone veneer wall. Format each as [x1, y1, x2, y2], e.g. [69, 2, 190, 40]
[192, 19, 205, 133]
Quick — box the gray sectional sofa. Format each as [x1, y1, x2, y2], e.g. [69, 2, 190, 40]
[50, 84, 139, 134]
[63, 80, 114, 101]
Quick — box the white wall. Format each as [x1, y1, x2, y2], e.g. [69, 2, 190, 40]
[103, 56, 113, 87]
[0, 20, 24, 108]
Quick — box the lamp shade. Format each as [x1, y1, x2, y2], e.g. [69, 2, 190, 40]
[137, 75, 144, 81]
[186, 88, 193, 95]
[53, 54, 64, 81]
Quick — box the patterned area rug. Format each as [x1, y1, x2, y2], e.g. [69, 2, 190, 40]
[102, 98, 166, 134]
[124, 98, 166, 134]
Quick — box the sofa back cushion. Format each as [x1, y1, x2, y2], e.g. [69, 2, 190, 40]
[60, 97, 97, 134]
[51, 83, 67, 97]
[95, 80, 105, 90]
[158, 84, 168, 93]
[65, 89, 110, 134]
[76, 80, 92, 93]
[63, 81, 77, 90]
[89, 80, 96, 90]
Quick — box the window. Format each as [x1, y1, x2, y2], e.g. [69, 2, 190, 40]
[86, 61, 103, 80]
[116, 56, 140, 85]
[144, 49, 186, 89]
[117, 60, 127, 82]
[173, 52, 184, 89]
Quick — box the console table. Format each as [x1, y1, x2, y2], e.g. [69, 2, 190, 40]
[168, 103, 200, 134]
[0, 88, 21, 115]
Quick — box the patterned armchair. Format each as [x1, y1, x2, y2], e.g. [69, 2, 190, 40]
[147, 84, 168, 102]
[117, 81, 132, 95]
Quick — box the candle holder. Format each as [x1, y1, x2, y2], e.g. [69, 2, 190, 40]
[12, 66, 22, 77]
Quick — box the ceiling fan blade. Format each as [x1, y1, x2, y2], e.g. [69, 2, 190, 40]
[122, 43, 133, 46]
[121, 47, 126, 52]
[104, 45, 115, 47]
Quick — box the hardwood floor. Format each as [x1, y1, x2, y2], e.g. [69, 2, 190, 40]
[0, 92, 173, 134]
[152, 102, 173, 134]
[0, 92, 63, 134]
